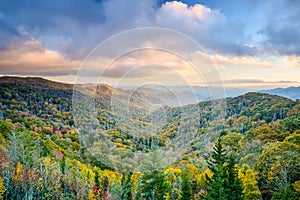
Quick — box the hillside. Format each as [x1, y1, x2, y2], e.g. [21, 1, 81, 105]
[0, 77, 299, 199]
[260, 86, 300, 100]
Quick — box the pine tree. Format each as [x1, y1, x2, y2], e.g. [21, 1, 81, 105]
[94, 169, 101, 197]
[227, 155, 244, 200]
[120, 173, 132, 200]
[206, 138, 228, 200]
[181, 172, 191, 200]
[206, 138, 244, 200]
[139, 169, 166, 200]
[208, 138, 227, 173]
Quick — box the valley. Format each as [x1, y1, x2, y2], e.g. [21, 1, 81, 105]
[0, 77, 299, 199]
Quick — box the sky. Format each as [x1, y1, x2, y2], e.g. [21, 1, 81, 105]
[0, 0, 299, 89]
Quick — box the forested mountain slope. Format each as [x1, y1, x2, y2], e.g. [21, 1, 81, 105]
[0, 77, 299, 199]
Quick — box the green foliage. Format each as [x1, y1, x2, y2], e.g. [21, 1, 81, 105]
[271, 184, 296, 200]
[221, 132, 243, 151]
[227, 155, 244, 200]
[0, 77, 299, 199]
[0, 120, 12, 139]
[139, 169, 167, 200]
[255, 142, 300, 199]
[120, 174, 133, 200]
[284, 131, 300, 145]
[206, 139, 244, 200]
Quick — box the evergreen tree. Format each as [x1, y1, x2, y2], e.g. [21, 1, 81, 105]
[206, 138, 244, 200]
[120, 173, 132, 200]
[207, 138, 227, 173]
[94, 169, 101, 197]
[181, 172, 192, 200]
[206, 138, 228, 200]
[227, 155, 244, 200]
[271, 184, 296, 200]
[139, 169, 166, 200]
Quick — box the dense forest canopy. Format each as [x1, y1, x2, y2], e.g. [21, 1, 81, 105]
[0, 77, 299, 199]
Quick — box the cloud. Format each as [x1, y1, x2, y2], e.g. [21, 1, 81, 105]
[222, 79, 297, 84]
[0, 0, 299, 80]
[0, 18, 20, 50]
[156, 1, 254, 56]
[210, 54, 273, 68]
[98, 49, 200, 79]
[0, 39, 80, 76]
[258, 0, 300, 55]
[0, 0, 252, 60]
[213, 78, 300, 88]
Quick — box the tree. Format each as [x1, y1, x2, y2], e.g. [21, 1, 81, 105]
[0, 177, 5, 199]
[268, 157, 296, 200]
[227, 155, 244, 200]
[206, 138, 228, 200]
[206, 138, 244, 200]
[208, 138, 227, 173]
[11, 161, 25, 199]
[255, 141, 300, 199]
[271, 185, 296, 200]
[0, 120, 12, 139]
[181, 172, 192, 200]
[139, 169, 167, 200]
[181, 163, 201, 199]
[120, 173, 132, 200]
[164, 166, 182, 200]
[221, 132, 243, 151]
[238, 165, 261, 200]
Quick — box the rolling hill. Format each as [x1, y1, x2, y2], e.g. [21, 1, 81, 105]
[260, 86, 300, 100]
[0, 76, 299, 199]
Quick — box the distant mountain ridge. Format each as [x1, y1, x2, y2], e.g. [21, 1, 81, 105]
[1, 76, 299, 103]
[0, 76, 74, 90]
[260, 86, 300, 100]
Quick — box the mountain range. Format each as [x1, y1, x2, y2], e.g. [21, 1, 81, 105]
[0, 76, 299, 199]
[260, 86, 300, 100]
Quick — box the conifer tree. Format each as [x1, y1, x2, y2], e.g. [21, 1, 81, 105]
[120, 173, 132, 200]
[181, 172, 192, 200]
[227, 155, 244, 200]
[206, 138, 228, 200]
[208, 138, 227, 173]
[206, 138, 244, 200]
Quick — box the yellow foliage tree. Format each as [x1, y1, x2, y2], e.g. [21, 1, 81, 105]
[0, 177, 5, 199]
[292, 180, 300, 194]
[13, 161, 24, 183]
[131, 172, 141, 200]
[164, 166, 182, 200]
[238, 164, 261, 200]
[88, 189, 96, 200]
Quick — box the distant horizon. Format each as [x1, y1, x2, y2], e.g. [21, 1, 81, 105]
[0, 1, 299, 199]
[1, 74, 299, 91]
[1, 0, 299, 90]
